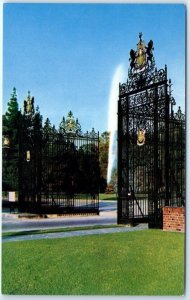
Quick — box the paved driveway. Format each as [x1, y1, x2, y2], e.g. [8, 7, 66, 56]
[2, 201, 117, 233]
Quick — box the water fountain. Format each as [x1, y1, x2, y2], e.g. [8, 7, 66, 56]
[107, 64, 126, 184]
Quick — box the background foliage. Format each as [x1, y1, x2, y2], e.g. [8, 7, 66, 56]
[2, 89, 111, 193]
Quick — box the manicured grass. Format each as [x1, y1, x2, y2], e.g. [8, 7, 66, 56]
[2, 230, 184, 295]
[99, 193, 117, 200]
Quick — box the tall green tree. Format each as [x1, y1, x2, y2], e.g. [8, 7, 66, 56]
[3, 87, 20, 140]
[43, 118, 53, 134]
[2, 88, 21, 190]
[19, 93, 43, 199]
[99, 131, 109, 192]
[59, 116, 66, 133]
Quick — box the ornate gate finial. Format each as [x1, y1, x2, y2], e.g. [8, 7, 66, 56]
[64, 111, 82, 135]
[139, 32, 143, 43]
[24, 91, 34, 115]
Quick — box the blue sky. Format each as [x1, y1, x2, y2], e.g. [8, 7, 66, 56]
[3, 3, 185, 133]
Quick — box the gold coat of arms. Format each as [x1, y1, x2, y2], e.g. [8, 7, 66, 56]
[136, 33, 146, 70]
[129, 32, 154, 72]
[136, 46, 146, 70]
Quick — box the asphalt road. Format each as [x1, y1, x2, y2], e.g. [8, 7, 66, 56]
[2, 201, 117, 232]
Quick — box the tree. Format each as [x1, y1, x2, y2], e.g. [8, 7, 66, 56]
[32, 106, 43, 137]
[59, 116, 65, 133]
[3, 87, 20, 140]
[99, 131, 109, 191]
[109, 167, 117, 194]
[43, 118, 53, 135]
[2, 88, 21, 191]
[16, 92, 43, 201]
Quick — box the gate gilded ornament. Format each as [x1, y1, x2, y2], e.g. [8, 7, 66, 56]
[129, 32, 154, 73]
[137, 129, 145, 146]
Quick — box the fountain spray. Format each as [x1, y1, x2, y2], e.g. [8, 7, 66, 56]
[107, 64, 126, 184]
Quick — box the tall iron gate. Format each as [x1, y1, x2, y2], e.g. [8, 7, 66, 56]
[19, 109, 100, 214]
[118, 34, 185, 228]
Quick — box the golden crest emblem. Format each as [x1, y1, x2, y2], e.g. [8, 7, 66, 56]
[3, 136, 10, 148]
[137, 129, 145, 146]
[136, 33, 146, 70]
[129, 33, 154, 72]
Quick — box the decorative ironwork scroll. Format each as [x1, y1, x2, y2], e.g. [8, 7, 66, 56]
[118, 33, 185, 228]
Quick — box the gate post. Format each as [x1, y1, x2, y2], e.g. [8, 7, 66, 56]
[117, 97, 122, 223]
[34, 126, 42, 213]
[165, 65, 170, 206]
[118, 91, 131, 224]
[149, 85, 159, 228]
[18, 114, 24, 212]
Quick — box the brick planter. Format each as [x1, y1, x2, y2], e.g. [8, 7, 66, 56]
[163, 207, 185, 232]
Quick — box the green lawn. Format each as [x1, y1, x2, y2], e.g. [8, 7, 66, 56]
[99, 193, 117, 200]
[2, 230, 184, 295]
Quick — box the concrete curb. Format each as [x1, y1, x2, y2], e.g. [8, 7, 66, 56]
[2, 224, 148, 243]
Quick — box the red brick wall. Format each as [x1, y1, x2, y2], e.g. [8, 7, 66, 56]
[163, 207, 185, 232]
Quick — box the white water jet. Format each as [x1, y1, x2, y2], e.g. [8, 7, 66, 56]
[107, 64, 126, 184]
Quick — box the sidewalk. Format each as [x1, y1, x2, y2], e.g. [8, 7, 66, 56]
[2, 223, 148, 243]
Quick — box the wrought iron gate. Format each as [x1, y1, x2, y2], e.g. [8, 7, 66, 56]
[118, 34, 185, 228]
[19, 108, 100, 214]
